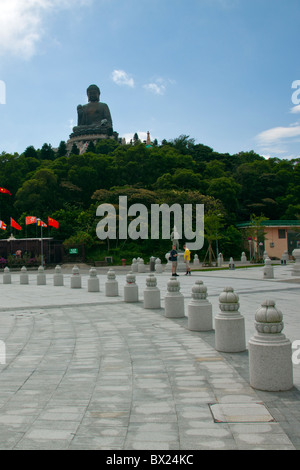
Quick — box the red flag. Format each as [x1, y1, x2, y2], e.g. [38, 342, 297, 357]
[10, 218, 22, 231]
[48, 217, 59, 229]
[0, 221, 7, 230]
[0, 187, 11, 196]
[26, 216, 37, 225]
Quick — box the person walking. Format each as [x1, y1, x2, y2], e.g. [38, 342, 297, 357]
[184, 244, 191, 276]
[170, 244, 179, 276]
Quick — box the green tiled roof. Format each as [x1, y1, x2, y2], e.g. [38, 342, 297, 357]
[237, 220, 300, 228]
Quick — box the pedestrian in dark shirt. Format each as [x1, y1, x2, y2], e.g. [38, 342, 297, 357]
[170, 244, 179, 276]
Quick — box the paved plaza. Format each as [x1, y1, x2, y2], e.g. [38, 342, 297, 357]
[0, 263, 299, 450]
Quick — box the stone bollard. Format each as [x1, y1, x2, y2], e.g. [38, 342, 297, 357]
[193, 254, 200, 266]
[249, 300, 293, 391]
[215, 287, 246, 353]
[138, 258, 146, 273]
[124, 272, 139, 302]
[164, 252, 172, 272]
[164, 277, 185, 318]
[88, 267, 100, 292]
[188, 280, 213, 331]
[3, 267, 11, 284]
[155, 258, 163, 274]
[263, 258, 274, 279]
[70, 265, 81, 289]
[37, 265, 46, 285]
[131, 258, 138, 272]
[20, 266, 29, 285]
[217, 253, 223, 267]
[292, 249, 300, 276]
[281, 250, 289, 265]
[53, 265, 64, 286]
[143, 274, 161, 309]
[228, 257, 235, 270]
[105, 269, 119, 297]
[241, 252, 247, 264]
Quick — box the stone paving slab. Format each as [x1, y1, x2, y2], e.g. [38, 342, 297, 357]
[0, 265, 299, 450]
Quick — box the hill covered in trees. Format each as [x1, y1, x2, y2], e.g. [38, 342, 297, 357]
[0, 135, 299, 263]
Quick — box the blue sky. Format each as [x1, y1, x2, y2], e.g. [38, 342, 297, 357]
[0, 0, 299, 159]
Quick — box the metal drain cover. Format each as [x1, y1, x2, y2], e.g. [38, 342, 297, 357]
[209, 403, 275, 423]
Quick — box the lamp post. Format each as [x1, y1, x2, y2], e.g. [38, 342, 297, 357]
[248, 237, 252, 262]
[215, 213, 222, 259]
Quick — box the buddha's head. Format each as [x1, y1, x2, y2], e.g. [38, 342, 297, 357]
[87, 84, 100, 102]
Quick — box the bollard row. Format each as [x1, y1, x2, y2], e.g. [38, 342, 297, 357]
[1, 266, 294, 392]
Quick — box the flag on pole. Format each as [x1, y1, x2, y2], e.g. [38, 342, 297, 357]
[48, 217, 59, 229]
[0, 187, 11, 196]
[0, 221, 7, 230]
[26, 216, 37, 225]
[37, 219, 47, 228]
[10, 218, 22, 231]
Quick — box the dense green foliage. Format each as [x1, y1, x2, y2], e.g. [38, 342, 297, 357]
[0, 135, 299, 262]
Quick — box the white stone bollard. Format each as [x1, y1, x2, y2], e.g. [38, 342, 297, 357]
[3, 267, 11, 284]
[228, 257, 235, 270]
[241, 252, 247, 264]
[53, 265, 64, 286]
[105, 269, 119, 297]
[215, 287, 246, 353]
[124, 272, 139, 302]
[263, 257, 274, 279]
[88, 267, 100, 292]
[217, 253, 223, 267]
[292, 249, 300, 276]
[188, 280, 213, 331]
[193, 254, 200, 266]
[70, 265, 81, 289]
[155, 258, 163, 273]
[164, 252, 172, 272]
[249, 300, 293, 391]
[137, 258, 146, 273]
[143, 274, 161, 309]
[164, 277, 185, 318]
[20, 266, 29, 285]
[281, 250, 289, 265]
[37, 265, 46, 285]
[263, 250, 269, 260]
[131, 258, 138, 272]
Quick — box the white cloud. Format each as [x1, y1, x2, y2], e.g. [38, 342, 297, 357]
[256, 125, 300, 145]
[111, 70, 135, 88]
[290, 105, 300, 114]
[143, 82, 166, 96]
[143, 77, 175, 96]
[0, 0, 92, 59]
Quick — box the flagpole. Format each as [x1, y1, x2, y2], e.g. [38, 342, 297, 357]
[41, 222, 44, 266]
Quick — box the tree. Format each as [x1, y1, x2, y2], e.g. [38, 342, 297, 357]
[133, 133, 140, 145]
[14, 168, 60, 215]
[207, 177, 241, 214]
[57, 141, 67, 158]
[70, 143, 79, 155]
[86, 141, 96, 153]
[203, 212, 225, 266]
[245, 214, 269, 261]
[23, 145, 38, 159]
[40, 143, 55, 161]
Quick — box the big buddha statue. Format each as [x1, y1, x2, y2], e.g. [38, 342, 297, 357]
[71, 84, 114, 137]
